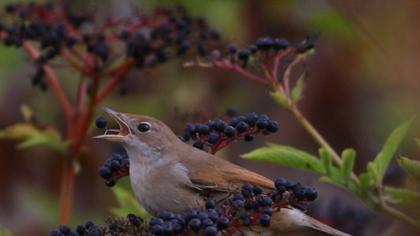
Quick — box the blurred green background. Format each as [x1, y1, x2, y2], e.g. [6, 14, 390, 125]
[0, 0, 419, 235]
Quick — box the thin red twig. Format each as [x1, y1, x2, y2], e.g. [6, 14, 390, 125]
[283, 54, 307, 97]
[22, 41, 73, 124]
[96, 59, 135, 103]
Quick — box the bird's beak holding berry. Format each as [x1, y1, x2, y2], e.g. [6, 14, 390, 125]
[93, 107, 131, 142]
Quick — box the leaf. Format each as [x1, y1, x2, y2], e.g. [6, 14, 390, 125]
[20, 105, 33, 122]
[0, 228, 12, 236]
[371, 120, 412, 185]
[269, 90, 290, 110]
[110, 186, 151, 219]
[398, 157, 420, 183]
[242, 144, 324, 174]
[358, 173, 372, 198]
[385, 186, 420, 208]
[319, 148, 332, 175]
[0, 122, 68, 154]
[292, 72, 306, 102]
[341, 149, 356, 185]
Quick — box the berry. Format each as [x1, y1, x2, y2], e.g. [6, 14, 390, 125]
[127, 213, 142, 226]
[188, 218, 201, 232]
[304, 187, 318, 201]
[225, 107, 238, 116]
[217, 216, 229, 229]
[198, 124, 210, 135]
[228, 43, 237, 54]
[256, 118, 269, 129]
[207, 132, 220, 144]
[59, 225, 71, 234]
[95, 116, 107, 128]
[162, 221, 174, 234]
[238, 48, 250, 61]
[256, 37, 273, 50]
[273, 38, 288, 50]
[205, 198, 216, 209]
[98, 166, 112, 178]
[252, 185, 263, 195]
[235, 121, 248, 133]
[193, 141, 204, 149]
[204, 226, 217, 236]
[149, 217, 164, 226]
[223, 126, 236, 137]
[262, 206, 273, 216]
[241, 183, 253, 198]
[266, 120, 279, 132]
[245, 112, 258, 126]
[275, 177, 287, 189]
[260, 214, 271, 227]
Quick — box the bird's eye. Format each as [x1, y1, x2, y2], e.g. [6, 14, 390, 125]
[137, 122, 151, 132]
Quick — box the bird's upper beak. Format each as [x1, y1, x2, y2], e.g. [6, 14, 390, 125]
[93, 107, 131, 142]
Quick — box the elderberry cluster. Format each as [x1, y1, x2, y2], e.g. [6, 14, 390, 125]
[51, 178, 318, 235]
[49, 214, 148, 236]
[180, 111, 279, 152]
[98, 152, 129, 187]
[0, 2, 221, 92]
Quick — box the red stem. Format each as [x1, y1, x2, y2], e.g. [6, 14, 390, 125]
[214, 61, 270, 85]
[283, 54, 307, 97]
[96, 59, 135, 103]
[22, 41, 74, 125]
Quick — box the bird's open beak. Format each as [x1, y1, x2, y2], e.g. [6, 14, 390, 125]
[93, 107, 131, 142]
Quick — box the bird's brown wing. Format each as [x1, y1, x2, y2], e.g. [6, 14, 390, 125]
[178, 148, 275, 194]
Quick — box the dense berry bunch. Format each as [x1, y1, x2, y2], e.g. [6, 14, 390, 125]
[0, 2, 221, 92]
[50, 179, 317, 235]
[98, 152, 129, 187]
[180, 111, 279, 153]
[49, 214, 149, 236]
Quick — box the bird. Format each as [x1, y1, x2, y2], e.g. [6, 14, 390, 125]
[94, 107, 350, 236]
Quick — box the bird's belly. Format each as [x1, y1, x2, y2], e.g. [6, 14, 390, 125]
[129, 165, 203, 215]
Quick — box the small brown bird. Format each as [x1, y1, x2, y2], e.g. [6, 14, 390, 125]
[95, 108, 350, 236]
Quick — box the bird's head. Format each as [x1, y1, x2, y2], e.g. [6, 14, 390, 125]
[94, 107, 180, 157]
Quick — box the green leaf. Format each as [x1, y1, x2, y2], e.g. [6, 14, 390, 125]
[320, 176, 342, 187]
[0, 228, 12, 236]
[371, 120, 412, 184]
[341, 149, 356, 185]
[398, 156, 420, 183]
[385, 186, 420, 208]
[0, 122, 68, 154]
[319, 148, 332, 175]
[242, 144, 323, 174]
[358, 173, 372, 198]
[269, 90, 290, 110]
[110, 186, 151, 219]
[292, 72, 306, 102]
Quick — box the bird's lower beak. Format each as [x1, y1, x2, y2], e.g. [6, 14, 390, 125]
[93, 107, 131, 142]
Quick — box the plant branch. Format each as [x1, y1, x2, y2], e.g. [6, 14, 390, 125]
[22, 41, 73, 125]
[96, 59, 135, 103]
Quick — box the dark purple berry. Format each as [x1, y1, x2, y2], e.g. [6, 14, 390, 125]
[217, 216, 230, 229]
[235, 121, 248, 133]
[256, 118, 269, 129]
[223, 126, 236, 137]
[95, 116, 107, 128]
[266, 120, 279, 132]
[238, 48, 250, 61]
[207, 132, 220, 144]
[273, 38, 288, 50]
[260, 214, 271, 227]
[205, 198, 216, 209]
[59, 225, 71, 235]
[193, 141, 204, 150]
[252, 185, 263, 195]
[304, 187, 318, 201]
[225, 107, 238, 117]
[228, 43, 237, 54]
[98, 166, 112, 178]
[188, 218, 201, 232]
[275, 177, 287, 189]
[204, 226, 217, 236]
[256, 37, 273, 50]
[198, 124, 210, 135]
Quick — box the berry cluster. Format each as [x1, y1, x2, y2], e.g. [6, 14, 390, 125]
[180, 111, 279, 153]
[0, 2, 221, 93]
[49, 214, 148, 236]
[50, 178, 317, 235]
[98, 152, 130, 187]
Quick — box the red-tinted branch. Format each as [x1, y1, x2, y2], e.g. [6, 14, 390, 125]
[283, 53, 307, 97]
[22, 41, 73, 124]
[96, 59, 135, 103]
